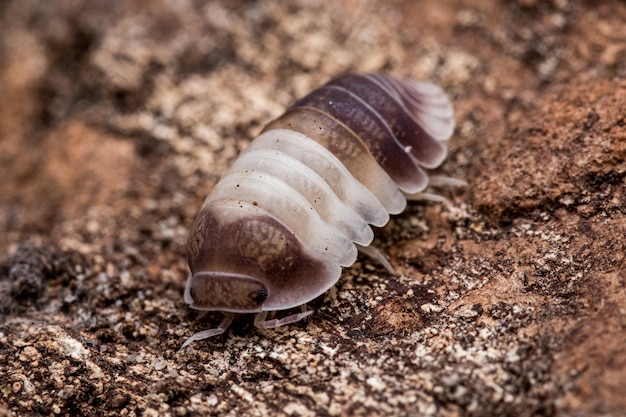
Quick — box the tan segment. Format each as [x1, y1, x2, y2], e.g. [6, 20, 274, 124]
[247, 130, 390, 230]
[264, 107, 406, 215]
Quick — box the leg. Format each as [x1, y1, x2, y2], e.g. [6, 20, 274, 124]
[405, 175, 466, 202]
[356, 243, 395, 273]
[427, 175, 467, 187]
[404, 192, 448, 202]
[181, 312, 234, 349]
[254, 306, 314, 329]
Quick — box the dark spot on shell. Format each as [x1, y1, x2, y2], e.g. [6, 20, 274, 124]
[254, 288, 268, 303]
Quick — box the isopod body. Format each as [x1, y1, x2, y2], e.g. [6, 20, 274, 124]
[184, 73, 456, 346]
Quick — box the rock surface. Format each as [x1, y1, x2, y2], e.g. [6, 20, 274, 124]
[1, 0, 625, 416]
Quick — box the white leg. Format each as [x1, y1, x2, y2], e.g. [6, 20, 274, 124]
[404, 192, 448, 202]
[254, 306, 314, 329]
[181, 312, 234, 349]
[356, 243, 395, 273]
[427, 175, 467, 187]
[404, 175, 466, 202]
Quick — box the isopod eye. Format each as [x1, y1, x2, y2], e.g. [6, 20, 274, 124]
[185, 272, 269, 313]
[253, 288, 268, 303]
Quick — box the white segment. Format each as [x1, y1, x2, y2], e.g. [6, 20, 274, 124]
[358, 164, 407, 215]
[248, 129, 391, 227]
[227, 148, 374, 246]
[205, 172, 358, 267]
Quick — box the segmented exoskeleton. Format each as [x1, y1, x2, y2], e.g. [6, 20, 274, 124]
[184, 73, 458, 347]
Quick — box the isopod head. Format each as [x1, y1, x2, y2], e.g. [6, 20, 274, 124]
[185, 198, 342, 314]
[185, 272, 268, 312]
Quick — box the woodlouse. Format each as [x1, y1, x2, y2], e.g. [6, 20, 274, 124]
[183, 73, 458, 346]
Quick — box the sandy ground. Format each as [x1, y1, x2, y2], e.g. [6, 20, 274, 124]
[1, 0, 625, 416]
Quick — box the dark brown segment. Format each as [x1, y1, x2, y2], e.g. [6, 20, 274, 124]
[327, 73, 447, 168]
[187, 199, 341, 311]
[290, 85, 428, 193]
